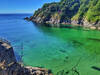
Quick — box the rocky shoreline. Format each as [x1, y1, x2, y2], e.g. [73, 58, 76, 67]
[25, 0, 100, 30]
[25, 16, 100, 30]
[0, 39, 52, 75]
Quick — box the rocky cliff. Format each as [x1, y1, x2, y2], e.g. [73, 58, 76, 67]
[28, 0, 100, 29]
[0, 39, 52, 75]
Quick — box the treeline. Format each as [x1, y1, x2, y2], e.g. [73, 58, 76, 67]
[33, 0, 100, 24]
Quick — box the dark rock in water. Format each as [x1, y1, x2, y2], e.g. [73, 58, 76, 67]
[66, 71, 69, 74]
[0, 39, 53, 75]
[24, 17, 30, 21]
[64, 56, 69, 62]
[91, 66, 100, 71]
[87, 38, 100, 42]
[65, 56, 69, 60]
[59, 50, 66, 53]
[71, 40, 83, 47]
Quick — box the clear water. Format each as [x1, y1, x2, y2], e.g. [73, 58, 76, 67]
[0, 14, 100, 75]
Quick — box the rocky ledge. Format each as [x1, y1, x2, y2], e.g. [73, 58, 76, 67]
[0, 39, 52, 75]
[25, 16, 100, 30]
[25, 0, 100, 30]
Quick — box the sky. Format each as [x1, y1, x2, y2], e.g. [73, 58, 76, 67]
[0, 0, 60, 13]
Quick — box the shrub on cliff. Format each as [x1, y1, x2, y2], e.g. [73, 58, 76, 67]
[33, 0, 100, 24]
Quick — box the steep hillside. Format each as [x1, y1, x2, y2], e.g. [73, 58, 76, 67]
[30, 0, 100, 28]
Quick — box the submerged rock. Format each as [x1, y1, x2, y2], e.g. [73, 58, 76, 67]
[87, 38, 100, 42]
[91, 66, 100, 71]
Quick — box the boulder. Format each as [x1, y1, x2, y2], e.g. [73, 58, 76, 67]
[0, 39, 53, 75]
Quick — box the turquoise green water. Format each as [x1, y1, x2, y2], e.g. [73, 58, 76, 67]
[1, 14, 100, 75]
[23, 26, 100, 75]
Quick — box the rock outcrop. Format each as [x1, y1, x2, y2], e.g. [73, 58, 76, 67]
[0, 39, 52, 75]
[27, 0, 100, 29]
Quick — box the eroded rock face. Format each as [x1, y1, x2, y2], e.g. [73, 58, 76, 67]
[0, 40, 16, 66]
[0, 39, 52, 75]
[26, 0, 100, 28]
[29, 15, 100, 28]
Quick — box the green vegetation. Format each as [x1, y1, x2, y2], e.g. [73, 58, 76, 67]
[33, 0, 100, 24]
[86, 0, 100, 22]
[73, 0, 100, 23]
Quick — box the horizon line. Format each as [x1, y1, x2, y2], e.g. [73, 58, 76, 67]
[0, 12, 33, 14]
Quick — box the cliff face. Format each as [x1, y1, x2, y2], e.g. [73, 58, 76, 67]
[0, 39, 52, 75]
[0, 40, 16, 66]
[30, 0, 100, 27]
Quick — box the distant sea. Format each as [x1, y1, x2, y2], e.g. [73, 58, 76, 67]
[0, 14, 100, 75]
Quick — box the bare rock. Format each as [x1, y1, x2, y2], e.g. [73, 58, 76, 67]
[0, 39, 53, 75]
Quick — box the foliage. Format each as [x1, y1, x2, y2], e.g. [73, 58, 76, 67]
[33, 0, 100, 23]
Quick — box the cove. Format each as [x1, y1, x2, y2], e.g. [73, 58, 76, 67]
[0, 14, 100, 75]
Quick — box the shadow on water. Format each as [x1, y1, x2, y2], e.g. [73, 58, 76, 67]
[31, 22, 83, 41]
[33, 22, 83, 30]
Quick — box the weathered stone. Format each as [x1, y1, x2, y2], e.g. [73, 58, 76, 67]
[28, 15, 100, 29]
[90, 26, 96, 30]
[97, 27, 100, 30]
[0, 39, 52, 75]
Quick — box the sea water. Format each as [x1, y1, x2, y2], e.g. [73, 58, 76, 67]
[0, 14, 100, 75]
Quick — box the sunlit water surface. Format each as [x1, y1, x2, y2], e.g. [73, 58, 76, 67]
[0, 14, 100, 75]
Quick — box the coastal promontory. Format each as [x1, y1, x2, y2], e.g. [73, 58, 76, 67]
[28, 0, 100, 28]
